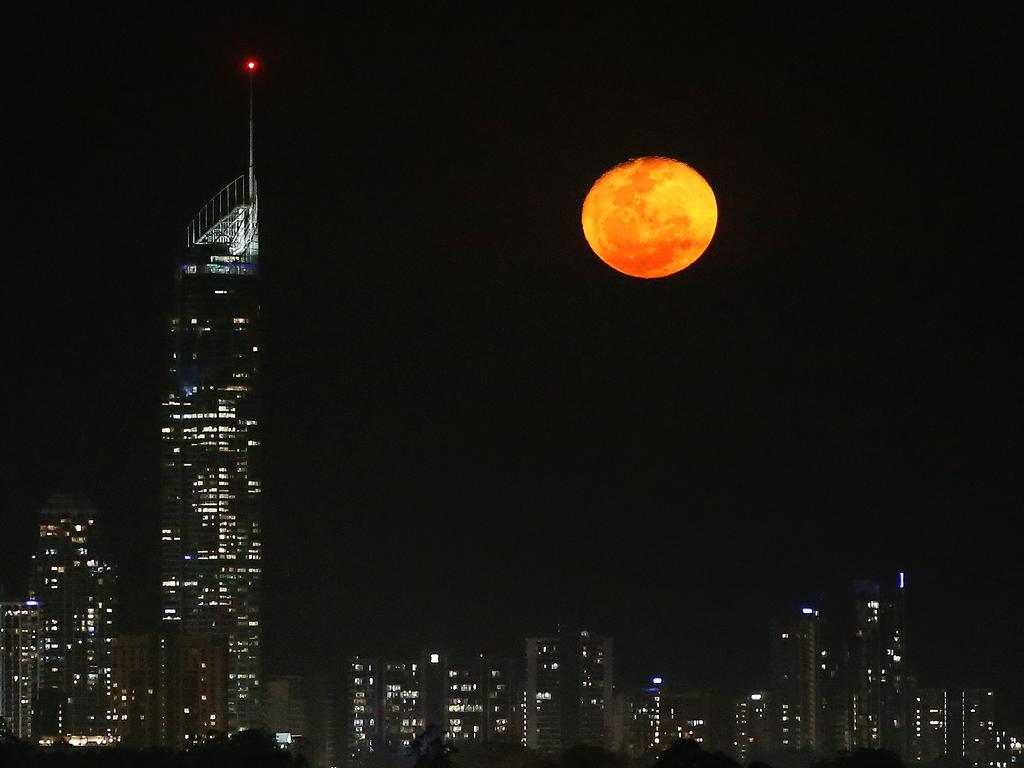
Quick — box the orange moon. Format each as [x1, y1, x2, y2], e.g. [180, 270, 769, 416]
[582, 156, 718, 278]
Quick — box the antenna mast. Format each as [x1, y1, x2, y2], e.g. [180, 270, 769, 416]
[247, 59, 257, 196]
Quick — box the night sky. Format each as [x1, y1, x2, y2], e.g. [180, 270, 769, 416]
[4, 7, 1021, 722]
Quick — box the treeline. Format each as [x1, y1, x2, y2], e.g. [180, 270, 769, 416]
[0, 730, 955, 768]
[0, 728, 305, 768]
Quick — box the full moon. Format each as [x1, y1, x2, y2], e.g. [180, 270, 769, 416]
[582, 156, 718, 278]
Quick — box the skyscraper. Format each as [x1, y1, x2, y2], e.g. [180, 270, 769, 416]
[849, 574, 910, 755]
[27, 494, 116, 744]
[770, 606, 820, 752]
[0, 599, 40, 741]
[160, 62, 263, 732]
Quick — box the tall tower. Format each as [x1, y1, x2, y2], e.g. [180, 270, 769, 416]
[770, 606, 820, 752]
[526, 628, 614, 753]
[0, 599, 41, 741]
[27, 494, 116, 743]
[160, 60, 263, 732]
[849, 573, 909, 755]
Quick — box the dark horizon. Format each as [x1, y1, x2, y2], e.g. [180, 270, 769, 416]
[4, 4, 1021, 730]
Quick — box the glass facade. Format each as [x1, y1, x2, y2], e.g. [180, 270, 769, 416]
[161, 174, 262, 733]
[27, 495, 116, 742]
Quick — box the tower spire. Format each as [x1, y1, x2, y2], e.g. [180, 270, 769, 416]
[246, 59, 257, 196]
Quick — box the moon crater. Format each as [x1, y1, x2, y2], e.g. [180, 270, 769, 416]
[582, 157, 717, 278]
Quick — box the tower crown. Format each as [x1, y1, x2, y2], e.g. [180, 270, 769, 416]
[183, 61, 259, 265]
[185, 175, 258, 260]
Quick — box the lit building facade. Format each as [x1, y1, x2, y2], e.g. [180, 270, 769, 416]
[445, 654, 524, 744]
[612, 681, 729, 758]
[526, 629, 614, 753]
[577, 631, 614, 746]
[160, 92, 263, 731]
[482, 656, 525, 744]
[613, 677, 674, 758]
[525, 637, 562, 753]
[345, 656, 424, 763]
[672, 690, 732, 752]
[1001, 730, 1022, 767]
[849, 574, 910, 755]
[382, 659, 424, 751]
[162, 632, 229, 747]
[346, 652, 524, 765]
[770, 606, 820, 752]
[960, 689, 997, 768]
[0, 599, 40, 741]
[27, 494, 116, 744]
[817, 638, 850, 755]
[911, 688, 947, 763]
[110, 635, 160, 748]
[447, 656, 486, 742]
[109, 632, 228, 749]
[733, 692, 772, 763]
[347, 657, 379, 764]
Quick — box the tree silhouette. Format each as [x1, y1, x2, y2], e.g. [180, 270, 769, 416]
[655, 739, 743, 768]
[560, 743, 625, 768]
[810, 749, 904, 768]
[411, 724, 457, 768]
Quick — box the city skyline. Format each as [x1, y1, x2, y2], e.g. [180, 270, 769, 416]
[3, 3, 1021, 751]
[2, 503, 1021, 764]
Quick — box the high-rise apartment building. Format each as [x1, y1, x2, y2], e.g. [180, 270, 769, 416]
[525, 637, 562, 753]
[613, 676, 678, 758]
[733, 692, 772, 763]
[108, 632, 228, 749]
[612, 679, 730, 758]
[770, 606, 820, 752]
[446, 656, 486, 742]
[672, 690, 732, 752]
[959, 690, 998, 768]
[162, 632, 230, 747]
[907, 688, 998, 767]
[525, 629, 613, 753]
[817, 638, 850, 755]
[110, 635, 160, 748]
[345, 652, 524, 765]
[346, 656, 423, 761]
[160, 66, 263, 732]
[911, 688, 948, 763]
[27, 494, 116, 744]
[0, 599, 40, 740]
[444, 654, 524, 745]
[481, 656, 525, 744]
[347, 656, 379, 764]
[849, 574, 910, 755]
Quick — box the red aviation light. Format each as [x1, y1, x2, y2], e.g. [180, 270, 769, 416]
[246, 59, 257, 72]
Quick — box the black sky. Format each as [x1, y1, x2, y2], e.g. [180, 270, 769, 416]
[3, 6, 1021, 721]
